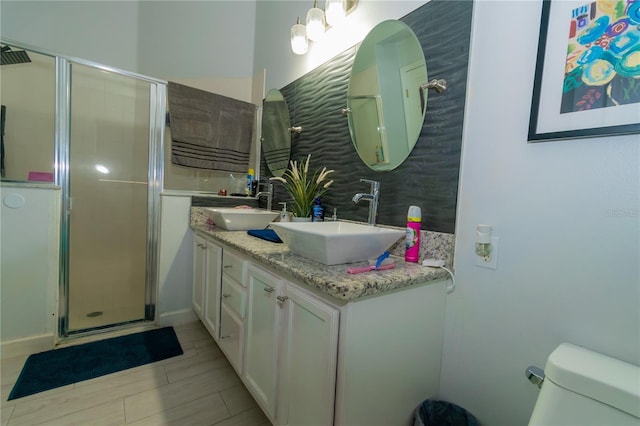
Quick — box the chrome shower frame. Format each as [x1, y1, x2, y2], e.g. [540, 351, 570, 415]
[1, 38, 168, 341]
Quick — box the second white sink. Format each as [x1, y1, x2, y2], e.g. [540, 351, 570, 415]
[270, 221, 404, 265]
[205, 207, 279, 231]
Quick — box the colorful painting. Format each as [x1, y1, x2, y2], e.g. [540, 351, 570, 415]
[562, 0, 640, 113]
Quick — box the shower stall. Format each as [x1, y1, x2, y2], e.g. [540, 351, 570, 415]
[1, 40, 167, 338]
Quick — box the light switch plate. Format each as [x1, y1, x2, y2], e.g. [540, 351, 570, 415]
[476, 236, 498, 269]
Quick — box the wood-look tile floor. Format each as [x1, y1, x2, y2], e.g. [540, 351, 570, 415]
[1, 321, 271, 426]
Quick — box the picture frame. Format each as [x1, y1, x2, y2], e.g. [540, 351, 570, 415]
[528, 0, 640, 142]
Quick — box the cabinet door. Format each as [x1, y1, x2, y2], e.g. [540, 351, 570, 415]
[219, 304, 244, 374]
[245, 264, 283, 421]
[192, 234, 207, 320]
[280, 284, 339, 426]
[203, 241, 222, 340]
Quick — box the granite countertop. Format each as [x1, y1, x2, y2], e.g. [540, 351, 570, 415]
[191, 222, 451, 303]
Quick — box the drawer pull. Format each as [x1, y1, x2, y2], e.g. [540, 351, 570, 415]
[223, 264, 233, 269]
[197, 243, 206, 248]
[276, 295, 289, 303]
[222, 293, 231, 299]
[220, 334, 233, 339]
[264, 286, 275, 293]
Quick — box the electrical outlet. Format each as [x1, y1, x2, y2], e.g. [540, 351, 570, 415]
[476, 236, 499, 269]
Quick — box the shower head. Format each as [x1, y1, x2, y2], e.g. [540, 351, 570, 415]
[1, 45, 31, 65]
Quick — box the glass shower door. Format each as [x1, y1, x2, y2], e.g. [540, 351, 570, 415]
[66, 62, 151, 332]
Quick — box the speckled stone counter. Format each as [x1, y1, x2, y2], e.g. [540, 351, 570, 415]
[191, 207, 455, 302]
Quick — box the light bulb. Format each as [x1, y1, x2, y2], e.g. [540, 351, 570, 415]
[325, 0, 346, 27]
[306, 1, 326, 41]
[291, 18, 308, 55]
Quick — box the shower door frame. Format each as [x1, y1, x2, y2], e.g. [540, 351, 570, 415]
[53, 53, 167, 338]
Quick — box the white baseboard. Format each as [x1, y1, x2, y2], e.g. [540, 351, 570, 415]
[1, 334, 55, 358]
[157, 308, 197, 327]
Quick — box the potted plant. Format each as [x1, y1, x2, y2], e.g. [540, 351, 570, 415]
[270, 154, 334, 220]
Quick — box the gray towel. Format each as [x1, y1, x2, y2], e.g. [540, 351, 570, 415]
[168, 82, 256, 173]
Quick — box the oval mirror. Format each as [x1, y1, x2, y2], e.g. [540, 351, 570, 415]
[261, 89, 292, 177]
[347, 20, 427, 171]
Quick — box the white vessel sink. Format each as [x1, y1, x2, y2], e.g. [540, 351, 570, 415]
[205, 207, 279, 231]
[270, 221, 404, 265]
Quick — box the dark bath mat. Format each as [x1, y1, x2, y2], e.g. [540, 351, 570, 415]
[8, 326, 183, 400]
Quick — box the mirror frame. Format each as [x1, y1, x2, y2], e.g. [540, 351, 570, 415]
[347, 20, 427, 171]
[261, 88, 292, 177]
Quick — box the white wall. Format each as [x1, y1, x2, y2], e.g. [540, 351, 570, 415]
[1, 186, 60, 356]
[137, 1, 257, 101]
[0, 1, 139, 72]
[157, 195, 196, 326]
[439, 1, 640, 425]
[1, 1, 257, 101]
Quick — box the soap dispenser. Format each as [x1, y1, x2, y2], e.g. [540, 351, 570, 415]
[312, 198, 325, 222]
[279, 202, 291, 222]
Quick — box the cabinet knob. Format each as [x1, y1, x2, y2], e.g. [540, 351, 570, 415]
[222, 293, 231, 299]
[264, 286, 275, 293]
[276, 295, 289, 303]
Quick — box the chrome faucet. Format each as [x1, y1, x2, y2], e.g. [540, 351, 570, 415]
[256, 182, 273, 211]
[352, 179, 380, 226]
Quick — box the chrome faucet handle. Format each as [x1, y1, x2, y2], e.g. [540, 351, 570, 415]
[256, 182, 274, 211]
[359, 178, 380, 192]
[355, 179, 380, 226]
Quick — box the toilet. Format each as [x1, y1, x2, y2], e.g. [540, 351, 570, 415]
[529, 342, 640, 425]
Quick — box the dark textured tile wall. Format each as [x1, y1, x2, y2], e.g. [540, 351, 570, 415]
[261, 0, 472, 233]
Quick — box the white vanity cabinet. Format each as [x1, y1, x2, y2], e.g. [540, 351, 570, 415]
[279, 283, 339, 426]
[192, 233, 222, 340]
[192, 234, 206, 320]
[218, 249, 247, 374]
[192, 229, 446, 426]
[245, 263, 339, 425]
[244, 264, 283, 419]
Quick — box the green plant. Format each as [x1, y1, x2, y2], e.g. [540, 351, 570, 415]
[270, 155, 334, 218]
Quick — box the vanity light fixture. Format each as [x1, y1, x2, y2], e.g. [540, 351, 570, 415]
[325, 0, 346, 27]
[291, 17, 309, 55]
[292, 0, 357, 55]
[306, 0, 326, 42]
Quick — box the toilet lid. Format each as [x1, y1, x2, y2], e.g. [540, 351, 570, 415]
[545, 343, 640, 419]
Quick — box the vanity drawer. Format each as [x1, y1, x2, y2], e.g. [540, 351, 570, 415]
[221, 275, 246, 319]
[219, 304, 244, 374]
[222, 250, 245, 285]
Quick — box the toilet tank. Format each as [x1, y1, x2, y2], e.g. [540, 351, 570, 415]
[529, 343, 640, 426]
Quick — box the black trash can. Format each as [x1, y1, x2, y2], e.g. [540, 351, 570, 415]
[414, 399, 479, 426]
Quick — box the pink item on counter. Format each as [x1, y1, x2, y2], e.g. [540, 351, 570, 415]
[405, 206, 421, 263]
[346, 263, 396, 274]
[28, 172, 54, 182]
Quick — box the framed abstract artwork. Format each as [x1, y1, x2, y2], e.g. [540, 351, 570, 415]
[528, 0, 640, 142]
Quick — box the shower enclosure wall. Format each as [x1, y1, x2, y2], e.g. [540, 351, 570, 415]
[1, 40, 167, 338]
